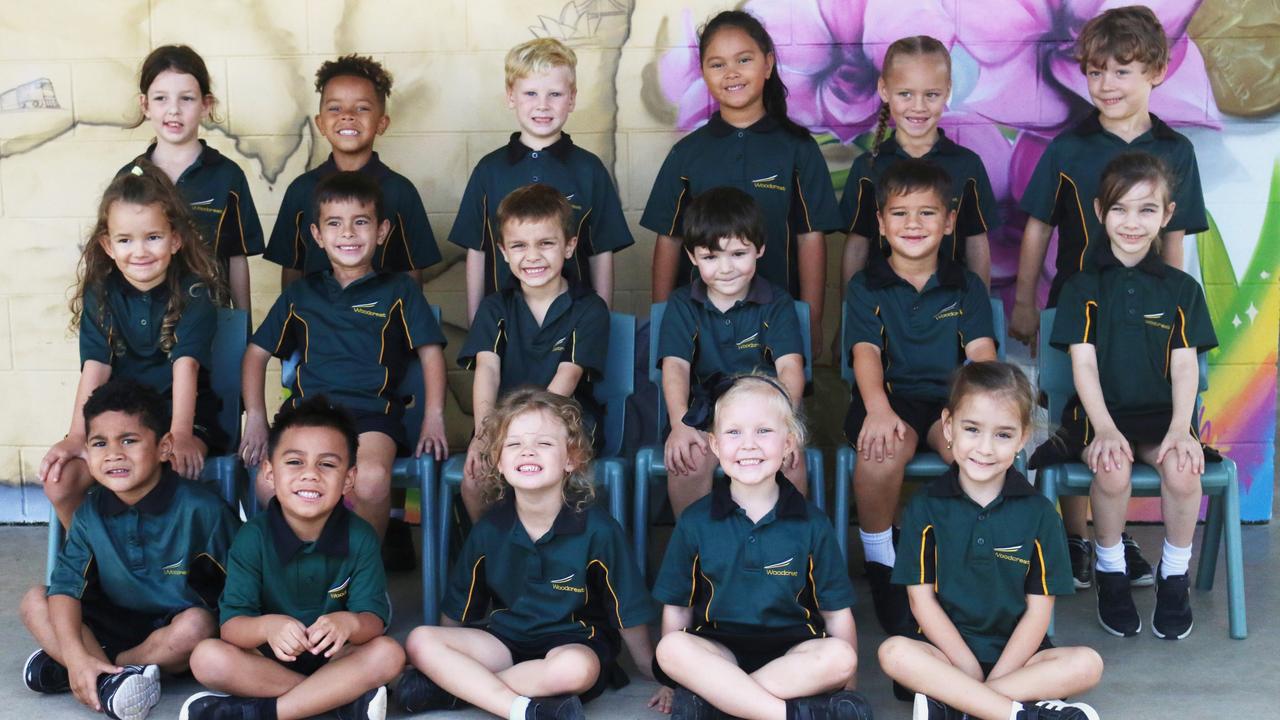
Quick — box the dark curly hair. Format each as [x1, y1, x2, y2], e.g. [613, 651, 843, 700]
[315, 54, 393, 105]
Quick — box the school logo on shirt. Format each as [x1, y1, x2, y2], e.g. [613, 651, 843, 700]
[351, 301, 387, 319]
[563, 193, 582, 211]
[764, 557, 799, 577]
[751, 173, 786, 192]
[162, 559, 188, 576]
[993, 544, 1029, 566]
[736, 332, 761, 350]
[552, 335, 569, 352]
[328, 576, 351, 600]
[189, 198, 222, 215]
[933, 301, 962, 322]
[550, 573, 585, 593]
[1143, 312, 1171, 331]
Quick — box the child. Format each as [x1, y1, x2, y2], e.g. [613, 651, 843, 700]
[1010, 6, 1208, 591]
[21, 379, 238, 720]
[457, 183, 610, 521]
[1030, 152, 1217, 640]
[241, 171, 448, 541]
[650, 375, 871, 720]
[879, 362, 1104, 720]
[452, 37, 633, 322]
[844, 159, 997, 636]
[39, 161, 226, 529]
[658, 186, 808, 515]
[642, 9, 841, 357]
[263, 54, 440, 287]
[181, 397, 405, 720]
[840, 35, 998, 287]
[398, 389, 657, 720]
[122, 44, 264, 312]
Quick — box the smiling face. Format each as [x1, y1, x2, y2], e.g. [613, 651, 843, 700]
[310, 197, 388, 275]
[1096, 179, 1174, 266]
[942, 391, 1028, 489]
[314, 75, 389, 161]
[498, 215, 576, 291]
[878, 54, 950, 145]
[507, 66, 577, 145]
[687, 236, 763, 303]
[709, 386, 796, 487]
[85, 410, 171, 505]
[1085, 57, 1165, 125]
[878, 188, 953, 263]
[100, 201, 180, 291]
[497, 409, 575, 495]
[263, 424, 355, 524]
[700, 26, 774, 118]
[140, 69, 211, 147]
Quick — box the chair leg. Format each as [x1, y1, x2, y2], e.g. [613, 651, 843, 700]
[633, 448, 655, 575]
[45, 507, 62, 586]
[834, 447, 854, 561]
[1222, 461, 1247, 639]
[436, 477, 452, 598]
[597, 459, 628, 533]
[805, 448, 825, 512]
[1195, 493, 1224, 592]
[417, 459, 439, 626]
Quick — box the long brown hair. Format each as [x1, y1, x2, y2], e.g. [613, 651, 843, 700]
[872, 35, 951, 158]
[71, 161, 225, 354]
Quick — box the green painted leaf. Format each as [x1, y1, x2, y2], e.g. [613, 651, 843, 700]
[1196, 211, 1237, 331]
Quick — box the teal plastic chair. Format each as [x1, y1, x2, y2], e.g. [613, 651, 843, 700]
[833, 297, 1011, 559]
[433, 312, 635, 595]
[46, 308, 249, 583]
[632, 301, 826, 571]
[1035, 308, 1246, 639]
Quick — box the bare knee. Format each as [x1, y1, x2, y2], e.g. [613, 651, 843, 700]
[405, 625, 447, 665]
[354, 464, 392, 505]
[166, 608, 218, 652]
[361, 635, 407, 682]
[655, 632, 696, 673]
[877, 636, 912, 676]
[1071, 647, 1104, 688]
[1161, 466, 1201, 500]
[1092, 464, 1132, 496]
[189, 638, 239, 686]
[548, 648, 599, 692]
[818, 640, 857, 685]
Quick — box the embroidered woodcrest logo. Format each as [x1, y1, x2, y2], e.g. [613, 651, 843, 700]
[328, 576, 351, 600]
[551, 573, 585, 593]
[764, 557, 799, 577]
[752, 173, 786, 192]
[162, 559, 188, 576]
[933, 301, 962, 322]
[993, 545, 1029, 566]
[351, 301, 386, 318]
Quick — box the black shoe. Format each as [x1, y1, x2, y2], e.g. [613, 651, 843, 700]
[1067, 535, 1093, 590]
[526, 695, 585, 720]
[913, 692, 963, 719]
[97, 664, 160, 720]
[865, 561, 915, 636]
[671, 687, 718, 720]
[382, 517, 417, 573]
[1015, 699, 1100, 719]
[23, 649, 69, 693]
[786, 690, 874, 720]
[180, 692, 274, 720]
[1151, 563, 1194, 640]
[336, 685, 387, 720]
[1095, 570, 1141, 637]
[395, 667, 460, 712]
[1122, 533, 1155, 587]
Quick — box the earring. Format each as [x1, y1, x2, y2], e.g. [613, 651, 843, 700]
[946, 440, 952, 450]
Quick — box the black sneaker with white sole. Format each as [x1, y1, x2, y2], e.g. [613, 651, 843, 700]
[1015, 699, 1100, 720]
[1121, 533, 1155, 587]
[1095, 569, 1141, 637]
[786, 691, 874, 720]
[395, 667, 460, 712]
[913, 692, 964, 719]
[1151, 563, 1194, 640]
[97, 664, 161, 720]
[336, 685, 387, 720]
[1067, 535, 1093, 589]
[526, 695, 586, 720]
[671, 687, 718, 720]
[23, 649, 70, 693]
[180, 691, 275, 720]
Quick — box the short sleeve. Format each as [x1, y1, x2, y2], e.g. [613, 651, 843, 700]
[344, 524, 391, 625]
[891, 494, 934, 587]
[1167, 146, 1208, 235]
[1018, 140, 1060, 225]
[956, 160, 1000, 236]
[639, 146, 690, 237]
[79, 290, 114, 367]
[1026, 500, 1074, 596]
[448, 165, 490, 251]
[188, 499, 238, 610]
[263, 180, 309, 269]
[1173, 279, 1218, 352]
[590, 515, 659, 628]
[839, 155, 877, 237]
[440, 526, 493, 624]
[48, 507, 97, 599]
[219, 524, 265, 624]
[792, 137, 843, 234]
[809, 515, 856, 610]
[656, 292, 698, 367]
[844, 277, 884, 350]
[566, 297, 609, 378]
[384, 183, 442, 272]
[959, 276, 996, 349]
[169, 281, 217, 367]
[1048, 277, 1096, 350]
[763, 294, 805, 364]
[458, 295, 505, 369]
[250, 293, 299, 359]
[584, 158, 634, 254]
[652, 517, 698, 606]
[400, 281, 447, 349]
[219, 170, 265, 257]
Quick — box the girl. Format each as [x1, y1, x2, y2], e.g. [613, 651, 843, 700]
[127, 44, 263, 312]
[642, 10, 842, 357]
[649, 375, 871, 720]
[398, 389, 656, 720]
[39, 161, 227, 529]
[1030, 152, 1218, 641]
[840, 35, 998, 287]
[880, 362, 1103, 720]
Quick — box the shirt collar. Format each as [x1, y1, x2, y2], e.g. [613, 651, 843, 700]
[706, 111, 780, 137]
[317, 152, 388, 179]
[267, 497, 351, 562]
[99, 468, 180, 516]
[928, 464, 1037, 500]
[320, 269, 382, 295]
[486, 492, 589, 537]
[504, 132, 575, 164]
[1074, 111, 1179, 142]
[710, 472, 808, 521]
[689, 275, 774, 307]
[882, 127, 960, 160]
[1090, 241, 1167, 276]
[865, 255, 965, 290]
[141, 139, 222, 173]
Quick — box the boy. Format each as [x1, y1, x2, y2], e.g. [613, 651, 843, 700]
[844, 160, 997, 636]
[21, 379, 238, 720]
[182, 398, 405, 720]
[457, 183, 610, 521]
[241, 171, 448, 541]
[657, 186, 807, 515]
[263, 54, 440, 288]
[1008, 5, 1208, 591]
[452, 37, 632, 322]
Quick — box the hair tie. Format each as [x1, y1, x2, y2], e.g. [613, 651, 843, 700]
[130, 165, 145, 176]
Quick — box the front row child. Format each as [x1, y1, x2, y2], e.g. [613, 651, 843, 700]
[22, 380, 238, 720]
[651, 375, 872, 720]
[878, 362, 1104, 720]
[1030, 152, 1218, 640]
[182, 397, 404, 720]
[844, 159, 996, 635]
[400, 389, 657, 720]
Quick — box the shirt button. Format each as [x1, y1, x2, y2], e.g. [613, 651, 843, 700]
[531, 152, 539, 159]
[977, 537, 985, 546]
[532, 175, 540, 182]
[140, 318, 148, 326]
[978, 514, 987, 520]
[748, 535, 756, 543]
[724, 319, 731, 326]
[1128, 288, 1135, 295]
[737, 131, 745, 138]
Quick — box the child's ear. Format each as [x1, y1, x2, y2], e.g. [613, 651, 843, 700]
[138, 93, 149, 120]
[1162, 200, 1177, 229]
[1147, 63, 1168, 87]
[1093, 198, 1104, 223]
[563, 234, 578, 258]
[376, 218, 391, 246]
[877, 76, 889, 104]
[260, 458, 276, 493]
[764, 51, 776, 80]
[876, 211, 887, 239]
[342, 463, 356, 495]
[506, 85, 517, 110]
[944, 208, 957, 237]
[157, 431, 175, 462]
[940, 409, 954, 446]
[97, 233, 117, 260]
[497, 242, 510, 264]
[754, 242, 766, 259]
[707, 431, 723, 462]
[310, 223, 323, 247]
[376, 112, 391, 136]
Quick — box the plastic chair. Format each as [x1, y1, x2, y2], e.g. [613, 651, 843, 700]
[833, 298, 1011, 559]
[46, 308, 249, 584]
[632, 302, 826, 571]
[1035, 308, 1246, 639]
[433, 312, 635, 594]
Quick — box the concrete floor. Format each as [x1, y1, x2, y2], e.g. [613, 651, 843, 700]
[0, 521, 1274, 719]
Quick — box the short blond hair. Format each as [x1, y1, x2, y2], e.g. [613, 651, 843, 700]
[505, 38, 577, 89]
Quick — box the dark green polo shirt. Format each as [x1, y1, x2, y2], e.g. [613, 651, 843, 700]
[449, 133, 633, 294]
[657, 276, 804, 388]
[640, 113, 842, 295]
[654, 475, 854, 635]
[845, 261, 994, 403]
[80, 273, 217, 395]
[458, 281, 609, 431]
[251, 271, 445, 416]
[1050, 244, 1217, 416]
[893, 467, 1074, 664]
[263, 152, 441, 274]
[1019, 112, 1207, 306]
[49, 470, 238, 615]
[442, 496, 656, 643]
[120, 140, 264, 260]
[220, 500, 390, 627]
[839, 129, 999, 266]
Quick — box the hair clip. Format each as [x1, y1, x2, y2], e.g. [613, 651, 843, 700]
[130, 165, 145, 176]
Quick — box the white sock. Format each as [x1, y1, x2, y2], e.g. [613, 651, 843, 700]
[1009, 702, 1025, 720]
[861, 528, 895, 567]
[1161, 540, 1193, 577]
[509, 696, 531, 720]
[1095, 541, 1126, 574]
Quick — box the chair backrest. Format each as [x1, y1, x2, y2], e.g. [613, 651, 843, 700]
[991, 297, 1007, 362]
[594, 312, 635, 458]
[211, 308, 249, 448]
[793, 300, 814, 383]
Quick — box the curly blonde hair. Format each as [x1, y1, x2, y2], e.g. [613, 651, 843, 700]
[474, 388, 596, 510]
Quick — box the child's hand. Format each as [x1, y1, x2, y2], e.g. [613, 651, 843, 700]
[1157, 430, 1204, 475]
[857, 409, 906, 463]
[66, 653, 121, 711]
[307, 612, 358, 658]
[647, 685, 674, 714]
[239, 412, 270, 469]
[265, 615, 311, 662]
[1085, 428, 1133, 474]
[39, 435, 85, 484]
[416, 411, 449, 461]
[463, 437, 484, 482]
[1009, 299, 1039, 352]
[665, 423, 708, 476]
[169, 430, 205, 479]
